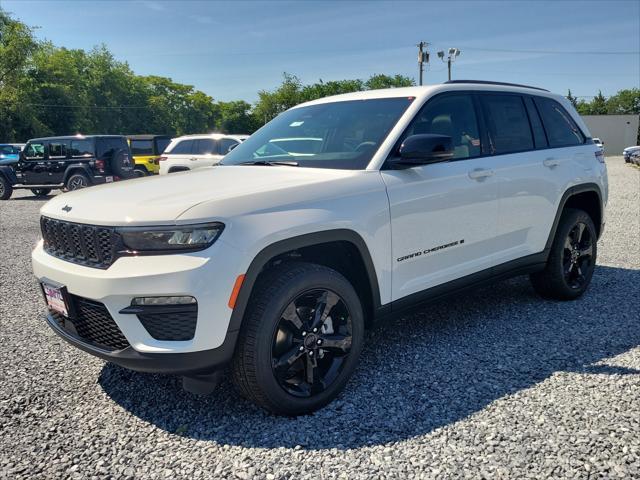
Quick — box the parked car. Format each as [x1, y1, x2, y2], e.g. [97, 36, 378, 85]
[0, 135, 134, 200]
[623, 145, 640, 163]
[0, 144, 22, 166]
[592, 137, 604, 152]
[32, 81, 607, 415]
[127, 135, 172, 176]
[159, 133, 249, 175]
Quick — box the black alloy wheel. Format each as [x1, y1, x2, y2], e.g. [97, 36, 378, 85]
[66, 173, 89, 191]
[562, 222, 594, 290]
[271, 289, 353, 398]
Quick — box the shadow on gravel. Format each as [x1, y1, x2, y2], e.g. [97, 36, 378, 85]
[99, 265, 640, 450]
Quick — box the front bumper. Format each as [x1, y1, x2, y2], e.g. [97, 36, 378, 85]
[45, 311, 237, 374]
[32, 239, 244, 371]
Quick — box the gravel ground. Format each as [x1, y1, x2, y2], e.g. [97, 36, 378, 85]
[1, 157, 639, 479]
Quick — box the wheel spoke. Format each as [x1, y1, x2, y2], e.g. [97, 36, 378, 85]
[579, 244, 593, 258]
[305, 354, 317, 384]
[280, 303, 304, 331]
[274, 345, 304, 373]
[310, 291, 340, 330]
[321, 334, 352, 353]
[576, 222, 586, 243]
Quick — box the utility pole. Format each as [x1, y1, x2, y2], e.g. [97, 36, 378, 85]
[417, 42, 430, 85]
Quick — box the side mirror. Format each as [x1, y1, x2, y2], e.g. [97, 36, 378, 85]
[392, 134, 454, 167]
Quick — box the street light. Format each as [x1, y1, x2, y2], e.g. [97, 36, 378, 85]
[437, 48, 461, 81]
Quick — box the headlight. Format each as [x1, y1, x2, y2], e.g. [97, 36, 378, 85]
[117, 222, 224, 252]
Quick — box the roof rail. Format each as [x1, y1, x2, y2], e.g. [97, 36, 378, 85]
[444, 80, 549, 92]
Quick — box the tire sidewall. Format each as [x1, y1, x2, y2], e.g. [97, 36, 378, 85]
[0, 176, 12, 200]
[550, 209, 597, 297]
[251, 266, 364, 414]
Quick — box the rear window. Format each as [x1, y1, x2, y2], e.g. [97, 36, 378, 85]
[534, 97, 585, 147]
[130, 139, 154, 155]
[70, 139, 94, 158]
[97, 137, 129, 160]
[168, 139, 194, 154]
[155, 138, 171, 154]
[481, 94, 533, 154]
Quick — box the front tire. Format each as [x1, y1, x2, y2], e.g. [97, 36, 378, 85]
[232, 262, 364, 416]
[0, 176, 13, 200]
[66, 173, 90, 191]
[530, 208, 597, 300]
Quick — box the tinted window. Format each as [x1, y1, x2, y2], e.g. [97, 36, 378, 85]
[70, 139, 94, 158]
[130, 139, 154, 155]
[0, 145, 19, 155]
[169, 140, 194, 154]
[219, 138, 239, 154]
[49, 142, 68, 158]
[195, 139, 216, 155]
[222, 97, 414, 169]
[25, 142, 45, 160]
[535, 97, 585, 147]
[156, 138, 171, 154]
[404, 94, 480, 160]
[97, 137, 128, 160]
[481, 95, 533, 154]
[524, 97, 548, 148]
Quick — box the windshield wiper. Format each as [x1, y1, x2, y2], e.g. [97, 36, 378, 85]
[238, 160, 299, 167]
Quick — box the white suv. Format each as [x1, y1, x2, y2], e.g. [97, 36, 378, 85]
[159, 133, 249, 174]
[33, 81, 607, 415]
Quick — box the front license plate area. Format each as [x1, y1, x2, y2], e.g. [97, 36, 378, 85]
[42, 282, 70, 317]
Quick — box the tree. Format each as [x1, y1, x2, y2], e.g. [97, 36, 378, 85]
[566, 89, 578, 108]
[589, 91, 608, 115]
[365, 74, 414, 90]
[216, 100, 257, 133]
[606, 88, 640, 114]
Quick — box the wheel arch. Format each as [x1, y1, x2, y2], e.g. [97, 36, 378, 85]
[63, 165, 94, 185]
[228, 229, 382, 334]
[546, 183, 604, 250]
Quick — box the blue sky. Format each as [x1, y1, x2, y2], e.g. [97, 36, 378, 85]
[4, 0, 639, 102]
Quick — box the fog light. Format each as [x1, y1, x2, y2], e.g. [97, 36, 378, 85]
[131, 296, 196, 306]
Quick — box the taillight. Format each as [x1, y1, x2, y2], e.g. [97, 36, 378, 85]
[95, 159, 105, 172]
[595, 151, 605, 164]
[157, 156, 167, 163]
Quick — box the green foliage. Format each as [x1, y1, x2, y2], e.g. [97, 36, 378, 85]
[572, 89, 639, 116]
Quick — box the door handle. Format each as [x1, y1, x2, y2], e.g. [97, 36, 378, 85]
[468, 168, 494, 180]
[543, 157, 560, 168]
[189, 157, 198, 161]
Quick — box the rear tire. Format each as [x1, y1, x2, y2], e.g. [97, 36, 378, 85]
[0, 175, 13, 200]
[133, 167, 147, 178]
[232, 262, 364, 416]
[530, 208, 597, 300]
[66, 173, 90, 191]
[30, 188, 51, 197]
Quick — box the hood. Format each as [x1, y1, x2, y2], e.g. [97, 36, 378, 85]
[40, 166, 360, 226]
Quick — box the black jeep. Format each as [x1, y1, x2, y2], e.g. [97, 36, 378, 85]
[0, 135, 135, 200]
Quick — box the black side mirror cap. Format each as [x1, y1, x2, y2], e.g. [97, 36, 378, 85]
[392, 134, 454, 167]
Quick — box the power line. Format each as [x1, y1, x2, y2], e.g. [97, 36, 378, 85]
[23, 103, 151, 109]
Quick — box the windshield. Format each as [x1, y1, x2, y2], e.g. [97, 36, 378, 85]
[221, 97, 414, 169]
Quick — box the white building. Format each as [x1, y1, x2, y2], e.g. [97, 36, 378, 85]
[581, 115, 639, 155]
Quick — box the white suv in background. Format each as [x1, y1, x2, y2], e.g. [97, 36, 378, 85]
[32, 81, 607, 416]
[159, 133, 249, 174]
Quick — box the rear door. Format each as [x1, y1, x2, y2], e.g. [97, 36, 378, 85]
[381, 92, 501, 301]
[191, 138, 222, 169]
[165, 139, 196, 171]
[485, 93, 585, 263]
[46, 140, 70, 184]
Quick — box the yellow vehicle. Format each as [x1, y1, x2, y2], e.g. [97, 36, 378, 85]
[127, 135, 172, 176]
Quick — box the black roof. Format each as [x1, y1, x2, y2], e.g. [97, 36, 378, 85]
[126, 134, 172, 140]
[27, 135, 127, 142]
[444, 80, 549, 92]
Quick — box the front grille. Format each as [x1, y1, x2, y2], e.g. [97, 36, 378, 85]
[50, 295, 130, 351]
[41, 217, 121, 268]
[138, 310, 197, 341]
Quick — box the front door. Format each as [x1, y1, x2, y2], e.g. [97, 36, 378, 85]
[381, 92, 501, 301]
[21, 141, 49, 184]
